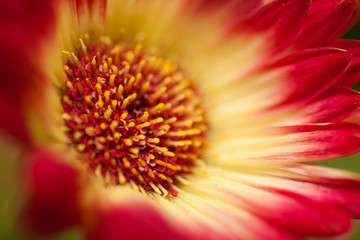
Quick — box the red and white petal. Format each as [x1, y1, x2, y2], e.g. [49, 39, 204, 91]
[202, 166, 360, 219]
[19, 147, 84, 234]
[288, 87, 360, 124]
[227, 0, 310, 52]
[177, 166, 355, 239]
[294, 0, 360, 49]
[85, 192, 231, 240]
[207, 48, 351, 128]
[208, 123, 360, 163]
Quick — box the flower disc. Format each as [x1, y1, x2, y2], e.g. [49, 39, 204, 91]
[61, 37, 207, 196]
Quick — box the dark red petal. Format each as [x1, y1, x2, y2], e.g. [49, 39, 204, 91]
[85, 201, 219, 240]
[264, 48, 351, 107]
[227, 0, 310, 52]
[19, 147, 83, 234]
[330, 39, 360, 87]
[294, 0, 360, 49]
[298, 87, 360, 123]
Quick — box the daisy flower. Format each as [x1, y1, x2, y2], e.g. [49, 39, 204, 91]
[1, 0, 360, 239]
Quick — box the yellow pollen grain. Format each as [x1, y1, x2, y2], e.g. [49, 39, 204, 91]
[77, 144, 86, 152]
[84, 95, 95, 107]
[149, 117, 163, 125]
[131, 168, 138, 176]
[147, 171, 156, 179]
[129, 147, 139, 155]
[116, 85, 123, 100]
[140, 81, 150, 95]
[155, 160, 166, 166]
[66, 81, 74, 91]
[95, 83, 102, 95]
[147, 138, 160, 144]
[149, 103, 165, 114]
[100, 122, 107, 130]
[137, 111, 149, 122]
[123, 158, 131, 168]
[126, 76, 135, 93]
[103, 62, 108, 73]
[120, 112, 128, 119]
[73, 132, 83, 140]
[111, 159, 117, 166]
[150, 86, 166, 100]
[61, 113, 72, 120]
[109, 75, 115, 87]
[85, 78, 92, 88]
[137, 174, 145, 183]
[104, 151, 110, 159]
[127, 122, 135, 128]
[137, 59, 146, 73]
[114, 132, 122, 139]
[136, 122, 150, 129]
[91, 56, 98, 75]
[137, 159, 147, 167]
[85, 126, 96, 136]
[157, 173, 167, 181]
[112, 65, 118, 74]
[111, 100, 118, 110]
[124, 139, 133, 146]
[163, 151, 175, 157]
[104, 91, 110, 104]
[104, 109, 112, 119]
[118, 169, 126, 184]
[107, 57, 113, 66]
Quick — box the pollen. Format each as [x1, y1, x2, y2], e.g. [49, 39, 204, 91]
[61, 37, 207, 197]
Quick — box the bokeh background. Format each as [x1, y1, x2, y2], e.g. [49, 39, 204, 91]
[0, 18, 359, 240]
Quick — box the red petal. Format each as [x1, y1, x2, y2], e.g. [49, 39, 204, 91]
[331, 39, 360, 87]
[264, 48, 351, 107]
[227, 0, 310, 52]
[294, 0, 360, 49]
[227, 188, 352, 237]
[19, 147, 83, 234]
[297, 87, 360, 123]
[0, 0, 58, 142]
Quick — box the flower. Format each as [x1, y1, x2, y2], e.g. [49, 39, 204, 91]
[1, 0, 360, 239]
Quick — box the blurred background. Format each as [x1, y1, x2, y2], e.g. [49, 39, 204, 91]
[0, 18, 359, 240]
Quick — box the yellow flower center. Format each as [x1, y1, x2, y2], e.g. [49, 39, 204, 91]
[61, 37, 207, 197]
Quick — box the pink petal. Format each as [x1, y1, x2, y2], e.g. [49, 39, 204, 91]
[19, 147, 83, 234]
[227, 0, 310, 52]
[294, 0, 360, 49]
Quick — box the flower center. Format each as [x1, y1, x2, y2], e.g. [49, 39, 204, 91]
[61, 37, 207, 197]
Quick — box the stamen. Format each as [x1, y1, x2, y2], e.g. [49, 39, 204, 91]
[61, 37, 207, 197]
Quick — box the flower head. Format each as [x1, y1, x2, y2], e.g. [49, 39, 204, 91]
[1, 0, 360, 239]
